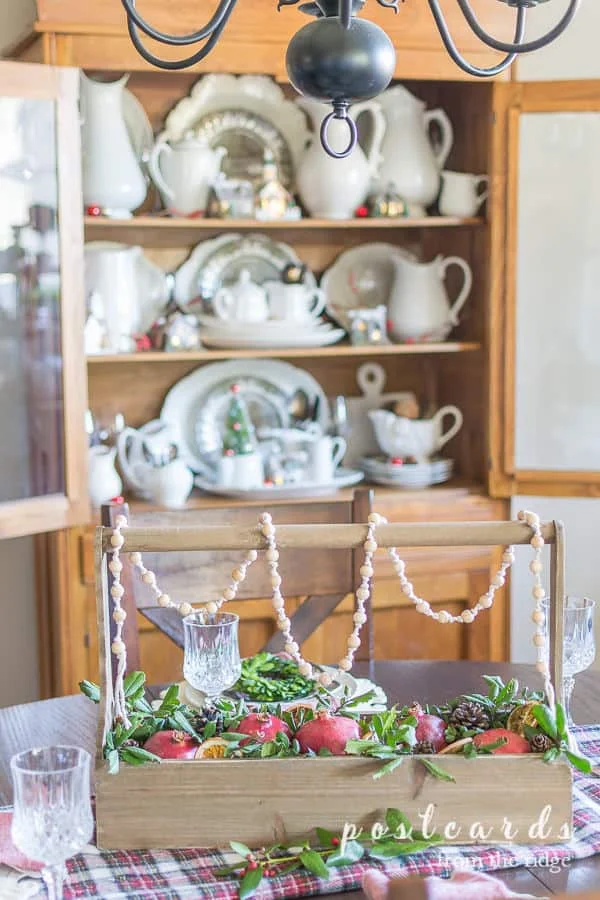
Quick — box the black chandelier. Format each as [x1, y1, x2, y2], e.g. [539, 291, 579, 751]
[121, 0, 582, 156]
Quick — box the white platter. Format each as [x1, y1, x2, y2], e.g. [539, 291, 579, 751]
[194, 467, 364, 500]
[361, 456, 454, 488]
[321, 243, 419, 331]
[200, 326, 346, 350]
[160, 359, 329, 472]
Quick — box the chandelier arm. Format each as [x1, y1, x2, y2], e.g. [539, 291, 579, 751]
[339, 0, 352, 29]
[120, 0, 236, 46]
[456, 0, 581, 54]
[427, 0, 525, 77]
[126, 1, 235, 70]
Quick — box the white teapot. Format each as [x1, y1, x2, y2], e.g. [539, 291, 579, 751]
[369, 407, 463, 462]
[388, 254, 472, 343]
[149, 134, 226, 216]
[116, 420, 181, 498]
[213, 270, 270, 323]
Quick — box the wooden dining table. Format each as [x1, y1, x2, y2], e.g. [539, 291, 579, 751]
[1, 660, 599, 898]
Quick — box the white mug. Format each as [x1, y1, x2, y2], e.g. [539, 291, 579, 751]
[309, 435, 347, 484]
[218, 452, 264, 489]
[439, 171, 488, 218]
[263, 282, 326, 323]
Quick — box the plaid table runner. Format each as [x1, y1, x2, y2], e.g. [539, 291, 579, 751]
[17, 725, 600, 898]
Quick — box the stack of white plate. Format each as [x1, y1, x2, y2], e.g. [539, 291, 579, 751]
[360, 456, 454, 488]
[197, 314, 346, 350]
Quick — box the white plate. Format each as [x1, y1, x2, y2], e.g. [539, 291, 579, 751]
[361, 457, 454, 488]
[201, 327, 345, 350]
[194, 467, 364, 499]
[161, 359, 330, 472]
[321, 243, 419, 331]
[196, 315, 331, 334]
[159, 74, 309, 178]
[174, 233, 317, 310]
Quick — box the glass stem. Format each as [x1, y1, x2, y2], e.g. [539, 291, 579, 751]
[563, 674, 576, 727]
[42, 865, 64, 900]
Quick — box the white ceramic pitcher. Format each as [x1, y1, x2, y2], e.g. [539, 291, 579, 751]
[376, 86, 453, 216]
[295, 97, 386, 219]
[117, 420, 181, 498]
[149, 135, 226, 216]
[88, 445, 122, 507]
[388, 254, 473, 343]
[80, 73, 147, 217]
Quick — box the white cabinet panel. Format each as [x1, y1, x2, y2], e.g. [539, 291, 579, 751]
[517, 1, 600, 81]
[515, 112, 600, 471]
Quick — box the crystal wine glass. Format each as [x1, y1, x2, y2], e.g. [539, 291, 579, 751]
[543, 596, 596, 727]
[10, 746, 93, 900]
[183, 611, 242, 700]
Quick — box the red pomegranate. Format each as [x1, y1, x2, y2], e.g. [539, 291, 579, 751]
[143, 730, 199, 760]
[415, 714, 447, 753]
[296, 711, 360, 756]
[234, 712, 291, 744]
[473, 728, 530, 755]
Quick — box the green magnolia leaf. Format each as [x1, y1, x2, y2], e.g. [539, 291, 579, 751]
[555, 703, 567, 742]
[326, 841, 364, 867]
[106, 748, 119, 774]
[495, 679, 518, 706]
[339, 689, 376, 709]
[120, 746, 161, 764]
[203, 721, 217, 739]
[79, 680, 101, 703]
[300, 848, 330, 879]
[385, 808, 412, 834]
[239, 866, 263, 898]
[421, 760, 456, 783]
[565, 750, 593, 774]
[533, 705, 558, 740]
[229, 840, 252, 858]
[344, 739, 379, 755]
[317, 747, 333, 757]
[373, 757, 404, 780]
[170, 709, 199, 738]
[543, 748, 560, 763]
[123, 671, 146, 698]
[316, 827, 336, 846]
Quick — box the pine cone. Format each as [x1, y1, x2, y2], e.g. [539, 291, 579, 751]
[190, 707, 226, 736]
[448, 701, 491, 731]
[412, 740, 436, 755]
[529, 733, 555, 753]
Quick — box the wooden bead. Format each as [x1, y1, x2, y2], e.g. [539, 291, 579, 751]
[262, 524, 275, 538]
[347, 634, 360, 649]
[479, 596, 493, 609]
[142, 571, 156, 586]
[364, 539, 377, 553]
[265, 549, 279, 562]
[206, 601, 218, 615]
[353, 611, 367, 625]
[338, 658, 352, 671]
[157, 594, 172, 608]
[532, 586, 546, 600]
[272, 595, 284, 610]
[533, 633, 546, 648]
[356, 586, 369, 602]
[109, 559, 123, 574]
[110, 584, 124, 598]
[415, 601, 429, 615]
[179, 602, 193, 617]
[231, 568, 244, 582]
[246, 550, 258, 563]
[223, 587, 236, 602]
[298, 662, 313, 677]
[115, 514, 128, 528]
[112, 608, 127, 624]
[502, 550, 515, 565]
[531, 535, 544, 549]
[360, 564, 373, 578]
[403, 582, 414, 595]
[461, 610, 475, 624]
[531, 609, 545, 626]
[271, 574, 282, 588]
[529, 560, 543, 575]
[368, 513, 384, 526]
[260, 512, 272, 524]
[111, 639, 126, 656]
[438, 611, 452, 624]
[277, 616, 291, 631]
[129, 552, 142, 565]
[525, 512, 540, 527]
[393, 561, 405, 574]
[285, 641, 299, 655]
[110, 534, 124, 548]
[492, 575, 505, 588]
[535, 660, 548, 675]
[319, 671, 333, 687]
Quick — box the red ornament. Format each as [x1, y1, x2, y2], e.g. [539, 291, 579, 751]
[231, 383, 241, 394]
[85, 205, 102, 217]
[263, 479, 274, 486]
[135, 334, 152, 352]
[391, 457, 404, 466]
[355, 205, 369, 218]
[110, 496, 125, 504]
[232, 422, 241, 431]
[224, 449, 235, 457]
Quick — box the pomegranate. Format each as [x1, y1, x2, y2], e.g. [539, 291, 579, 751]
[296, 711, 360, 756]
[473, 728, 530, 755]
[234, 712, 291, 744]
[414, 714, 447, 753]
[143, 730, 198, 760]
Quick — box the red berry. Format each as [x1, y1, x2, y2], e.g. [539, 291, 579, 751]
[391, 457, 404, 466]
[331, 837, 340, 847]
[247, 860, 258, 870]
[86, 205, 102, 217]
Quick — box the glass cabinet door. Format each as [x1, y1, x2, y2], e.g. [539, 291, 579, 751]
[0, 62, 87, 538]
[492, 82, 600, 498]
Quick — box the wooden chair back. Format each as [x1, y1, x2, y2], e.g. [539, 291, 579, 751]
[96, 516, 566, 714]
[101, 489, 373, 676]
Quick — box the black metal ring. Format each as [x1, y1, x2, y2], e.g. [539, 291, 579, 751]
[319, 110, 358, 159]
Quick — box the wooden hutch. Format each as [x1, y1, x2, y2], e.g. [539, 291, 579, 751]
[7, 0, 571, 696]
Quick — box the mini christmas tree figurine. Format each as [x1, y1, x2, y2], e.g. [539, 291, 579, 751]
[222, 384, 257, 456]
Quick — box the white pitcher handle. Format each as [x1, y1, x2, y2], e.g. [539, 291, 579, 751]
[424, 108, 454, 169]
[116, 427, 146, 494]
[148, 140, 175, 202]
[331, 436, 347, 468]
[309, 287, 326, 318]
[351, 100, 386, 176]
[433, 406, 463, 451]
[439, 255, 473, 326]
[475, 175, 489, 209]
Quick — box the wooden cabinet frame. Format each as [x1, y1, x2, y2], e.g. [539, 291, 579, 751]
[489, 80, 600, 499]
[0, 61, 88, 539]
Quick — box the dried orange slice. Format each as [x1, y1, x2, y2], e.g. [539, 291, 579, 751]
[507, 702, 540, 736]
[194, 737, 228, 759]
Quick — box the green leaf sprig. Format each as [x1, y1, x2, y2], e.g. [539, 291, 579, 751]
[532, 702, 593, 774]
[215, 808, 442, 898]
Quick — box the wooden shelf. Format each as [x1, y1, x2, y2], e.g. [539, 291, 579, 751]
[86, 342, 482, 365]
[83, 214, 485, 243]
